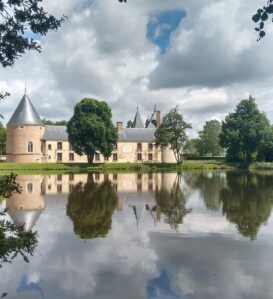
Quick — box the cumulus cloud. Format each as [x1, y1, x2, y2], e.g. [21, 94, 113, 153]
[1, 0, 273, 134]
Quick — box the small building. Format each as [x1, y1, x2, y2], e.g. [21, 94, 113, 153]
[6, 92, 176, 163]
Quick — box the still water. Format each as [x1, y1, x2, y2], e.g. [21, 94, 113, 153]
[1, 171, 273, 299]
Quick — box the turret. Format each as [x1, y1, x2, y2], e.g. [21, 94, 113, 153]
[6, 92, 45, 162]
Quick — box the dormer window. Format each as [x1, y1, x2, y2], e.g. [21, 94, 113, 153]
[27, 141, 33, 153]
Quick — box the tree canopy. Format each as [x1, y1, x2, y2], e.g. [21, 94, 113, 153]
[67, 98, 118, 163]
[219, 96, 271, 162]
[42, 118, 67, 126]
[0, 121, 6, 155]
[196, 120, 224, 157]
[0, 0, 65, 68]
[155, 106, 191, 164]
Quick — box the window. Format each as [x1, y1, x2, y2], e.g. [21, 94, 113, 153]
[137, 183, 142, 191]
[104, 156, 109, 161]
[137, 143, 142, 151]
[27, 182, 33, 194]
[27, 141, 33, 153]
[48, 184, 51, 190]
[137, 153, 142, 161]
[57, 174, 62, 181]
[95, 153, 100, 161]
[104, 174, 109, 181]
[148, 173, 153, 180]
[48, 144, 52, 150]
[69, 153, 74, 161]
[57, 142, 62, 150]
[95, 173, 100, 180]
[57, 153, 62, 161]
[113, 153, 118, 161]
[148, 143, 153, 151]
[148, 153, 153, 161]
[69, 173, 74, 181]
[57, 184, 62, 193]
[113, 174, 117, 181]
[137, 173, 142, 180]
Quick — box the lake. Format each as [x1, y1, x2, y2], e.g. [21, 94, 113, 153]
[1, 171, 273, 299]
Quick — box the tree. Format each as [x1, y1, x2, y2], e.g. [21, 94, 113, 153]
[155, 106, 191, 164]
[197, 120, 224, 157]
[252, 0, 273, 40]
[183, 138, 199, 156]
[0, 121, 6, 155]
[126, 120, 134, 128]
[42, 118, 67, 126]
[219, 96, 271, 162]
[66, 175, 118, 239]
[0, 0, 65, 68]
[67, 98, 118, 163]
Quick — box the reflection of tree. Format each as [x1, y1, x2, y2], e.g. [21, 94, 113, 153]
[0, 174, 38, 268]
[155, 175, 191, 229]
[188, 173, 226, 211]
[67, 175, 118, 239]
[220, 172, 273, 240]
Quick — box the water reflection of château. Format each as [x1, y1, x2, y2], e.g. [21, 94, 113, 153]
[6, 173, 179, 230]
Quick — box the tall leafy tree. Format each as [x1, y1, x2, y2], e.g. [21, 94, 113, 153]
[155, 106, 191, 164]
[219, 96, 271, 162]
[197, 120, 224, 157]
[67, 98, 118, 163]
[0, 121, 6, 155]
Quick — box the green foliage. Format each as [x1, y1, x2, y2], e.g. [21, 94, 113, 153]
[42, 118, 67, 126]
[0, 121, 6, 155]
[66, 175, 118, 239]
[155, 174, 191, 229]
[220, 172, 273, 240]
[126, 120, 134, 128]
[197, 120, 224, 157]
[67, 98, 118, 163]
[0, 173, 38, 267]
[252, 1, 273, 40]
[155, 106, 191, 164]
[219, 96, 271, 162]
[0, 0, 65, 68]
[184, 139, 200, 156]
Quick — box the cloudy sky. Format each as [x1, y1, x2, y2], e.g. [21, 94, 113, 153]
[1, 0, 273, 136]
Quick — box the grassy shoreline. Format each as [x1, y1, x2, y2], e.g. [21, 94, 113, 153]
[0, 161, 248, 174]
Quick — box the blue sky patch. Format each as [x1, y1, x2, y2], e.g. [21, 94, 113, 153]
[147, 10, 186, 54]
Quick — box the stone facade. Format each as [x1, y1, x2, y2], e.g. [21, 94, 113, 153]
[6, 92, 176, 163]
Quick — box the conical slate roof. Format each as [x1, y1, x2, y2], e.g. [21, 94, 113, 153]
[133, 107, 144, 128]
[7, 93, 43, 126]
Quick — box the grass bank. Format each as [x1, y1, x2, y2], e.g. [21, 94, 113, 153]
[250, 162, 273, 170]
[0, 160, 244, 174]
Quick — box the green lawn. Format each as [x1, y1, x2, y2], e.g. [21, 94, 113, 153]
[0, 160, 240, 174]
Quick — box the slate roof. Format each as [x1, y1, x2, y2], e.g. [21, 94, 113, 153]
[8, 209, 43, 230]
[118, 128, 156, 142]
[7, 93, 43, 126]
[133, 107, 144, 128]
[41, 125, 68, 141]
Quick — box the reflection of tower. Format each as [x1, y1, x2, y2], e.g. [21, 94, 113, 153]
[6, 175, 45, 230]
[130, 204, 144, 227]
[161, 173, 178, 192]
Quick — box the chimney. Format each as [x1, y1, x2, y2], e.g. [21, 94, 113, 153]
[117, 122, 123, 134]
[156, 111, 161, 128]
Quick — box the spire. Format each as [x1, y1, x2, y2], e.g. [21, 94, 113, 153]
[7, 92, 43, 126]
[133, 105, 144, 128]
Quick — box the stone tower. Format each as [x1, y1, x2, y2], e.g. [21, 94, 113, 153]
[6, 92, 45, 163]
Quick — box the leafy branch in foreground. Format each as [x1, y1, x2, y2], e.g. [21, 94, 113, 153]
[253, 0, 273, 40]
